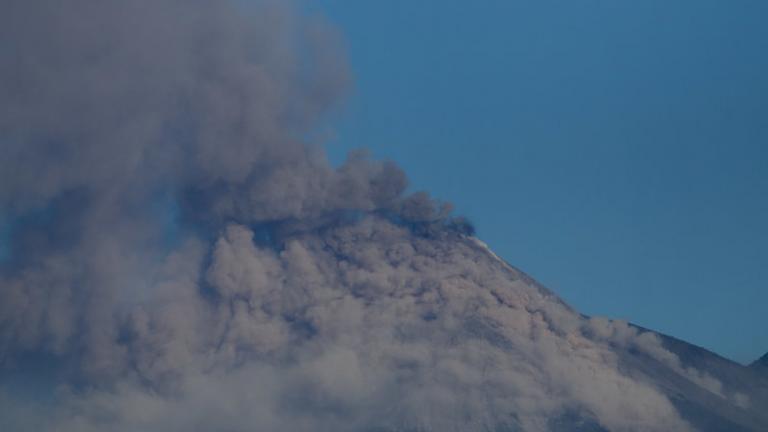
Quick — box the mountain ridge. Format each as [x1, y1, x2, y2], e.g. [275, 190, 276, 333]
[750, 352, 768, 369]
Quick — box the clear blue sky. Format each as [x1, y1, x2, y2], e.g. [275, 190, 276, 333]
[315, 0, 768, 364]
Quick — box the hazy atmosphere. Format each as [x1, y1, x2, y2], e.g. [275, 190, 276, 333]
[1, 1, 766, 431]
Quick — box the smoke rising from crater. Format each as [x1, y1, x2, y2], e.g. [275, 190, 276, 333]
[0, 0, 425, 365]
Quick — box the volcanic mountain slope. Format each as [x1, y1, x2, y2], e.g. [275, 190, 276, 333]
[3, 215, 765, 432]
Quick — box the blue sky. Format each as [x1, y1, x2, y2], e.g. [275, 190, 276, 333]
[316, 0, 768, 364]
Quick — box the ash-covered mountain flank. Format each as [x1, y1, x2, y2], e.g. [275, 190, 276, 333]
[2, 215, 767, 431]
[0, 1, 766, 431]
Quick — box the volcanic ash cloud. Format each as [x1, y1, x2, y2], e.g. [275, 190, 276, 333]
[0, 1, 742, 431]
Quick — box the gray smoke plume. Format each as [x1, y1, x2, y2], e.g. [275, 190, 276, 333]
[1, 1, 763, 431]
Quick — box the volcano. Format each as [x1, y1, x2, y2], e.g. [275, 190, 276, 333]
[1, 1, 766, 431]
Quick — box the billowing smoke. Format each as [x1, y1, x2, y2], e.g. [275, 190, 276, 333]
[0, 1, 746, 431]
